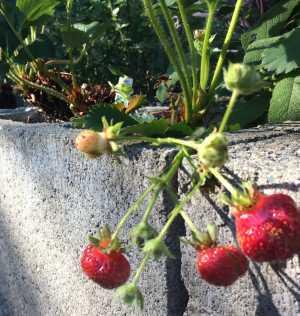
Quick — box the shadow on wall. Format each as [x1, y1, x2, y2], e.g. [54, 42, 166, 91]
[0, 205, 42, 316]
[201, 166, 300, 316]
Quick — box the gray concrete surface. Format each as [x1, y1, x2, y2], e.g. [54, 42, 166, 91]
[0, 120, 299, 316]
[179, 123, 300, 316]
[0, 120, 186, 316]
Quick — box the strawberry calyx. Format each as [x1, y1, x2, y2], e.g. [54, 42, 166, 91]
[143, 237, 175, 259]
[131, 221, 158, 249]
[88, 225, 123, 254]
[220, 181, 259, 213]
[182, 223, 218, 250]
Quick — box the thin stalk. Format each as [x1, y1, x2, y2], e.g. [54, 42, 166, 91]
[180, 210, 202, 237]
[209, 0, 244, 96]
[111, 184, 156, 240]
[132, 254, 150, 285]
[68, 50, 78, 89]
[66, 0, 78, 89]
[157, 181, 202, 240]
[218, 89, 239, 133]
[177, 0, 198, 109]
[117, 136, 200, 150]
[208, 168, 236, 195]
[143, 0, 192, 123]
[159, 0, 192, 94]
[142, 150, 184, 222]
[141, 189, 161, 223]
[200, 1, 217, 91]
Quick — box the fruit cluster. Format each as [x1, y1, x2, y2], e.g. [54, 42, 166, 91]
[75, 64, 300, 309]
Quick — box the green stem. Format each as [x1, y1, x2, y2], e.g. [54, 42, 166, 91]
[180, 210, 202, 238]
[208, 168, 236, 195]
[157, 181, 202, 240]
[159, 0, 192, 95]
[142, 150, 184, 222]
[177, 0, 198, 109]
[117, 136, 200, 151]
[209, 0, 244, 96]
[200, 1, 217, 91]
[66, 0, 78, 90]
[111, 184, 156, 240]
[68, 49, 78, 89]
[132, 254, 150, 285]
[218, 89, 239, 133]
[143, 0, 192, 123]
[141, 189, 161, 223]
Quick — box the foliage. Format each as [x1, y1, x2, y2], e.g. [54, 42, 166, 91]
[243, 0, 300, 122]
[62, 0, 167, 89]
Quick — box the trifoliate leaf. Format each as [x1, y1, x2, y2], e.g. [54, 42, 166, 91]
[268, 76, 300, 122]
[262, 27, 300, 74]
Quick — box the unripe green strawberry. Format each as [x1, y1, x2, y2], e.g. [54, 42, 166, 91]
[198, 131, 228, 168]
[75, 130, 109, 158]
[224, 63, 266, 95]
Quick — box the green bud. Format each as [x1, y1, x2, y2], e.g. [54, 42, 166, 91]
[143, 237, 174, 260]
[224, 63, 266, 95]
[116, 283, 144, 309]
[131, 222, 158, 249]
[198, 132, 228, 168]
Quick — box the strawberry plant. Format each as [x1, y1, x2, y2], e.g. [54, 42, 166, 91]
[76, 57, 300, 309]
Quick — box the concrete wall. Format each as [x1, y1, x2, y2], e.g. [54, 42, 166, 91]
[180, 124, 300, 316]
[0, 120, 299, 316]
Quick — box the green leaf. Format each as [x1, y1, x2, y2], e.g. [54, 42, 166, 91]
[73, 21, 106, 39]
[228, 93, 271, 129]
[243, 35, 283, 65]
[14, 35, 55, 63]
[268, 76, 300, 122]
[71, 104, 138, 131]
[16, 0, 60, 29]
[121, 119, 193, 137]
[241, 0, 300, 50]
[165, 122, 193, 137]
[121, 119, 169, 137]
[60, 26, 88, 49]
[262, 27, 300, 74]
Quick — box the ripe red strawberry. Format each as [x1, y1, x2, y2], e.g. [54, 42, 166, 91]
[81, 229, 130, 289]
[233, 193, 300, 262]
[196, 245, 248, 286]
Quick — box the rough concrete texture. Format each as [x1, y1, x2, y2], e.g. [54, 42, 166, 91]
[0, 120, 299, 316]
[0, 120, 187, 316]
[179, 123, 300, 316]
